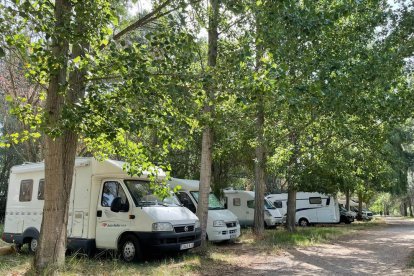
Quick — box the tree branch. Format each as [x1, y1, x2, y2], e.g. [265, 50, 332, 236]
[112, 0, 173, 41]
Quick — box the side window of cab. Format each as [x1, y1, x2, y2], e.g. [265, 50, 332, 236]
[176, 192, 197, 214]
[101, 181, 128, 207]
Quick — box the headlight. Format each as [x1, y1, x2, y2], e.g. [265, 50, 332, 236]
[213, 220, 226, 227]
[152, 222, 173, 232]
[265, 210, 272, 217]
[195, 220, 200, 229]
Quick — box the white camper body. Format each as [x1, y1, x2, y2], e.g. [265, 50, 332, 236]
[2, 158, 201, 261]
[168, 178, 241, 242]
[266, 192, 340, 226]
[223, 190, 283, 227]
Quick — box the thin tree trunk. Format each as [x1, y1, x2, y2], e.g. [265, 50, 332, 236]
[253, 6, 265, 236]
[345, 189, 350, 211]
[408, 196, 413, 217]
[357, 191, 363, 220]
[197, 0, 219, 247]
[253, 93, 265, 236]
[286, 184, 297, 232]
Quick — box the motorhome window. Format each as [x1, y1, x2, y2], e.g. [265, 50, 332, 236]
[101, 181, 128, 207]
[190, 192, 224, 210]
[38, 179, 45, 200]
[274, 200, 283, 208]
[19, 179, 33, 202]
[309, 197, 322, 204]
[176, 192, 197, 213]
[233, 198, 241, 206]
[124, 180, 180, 207]
[247, 200, 254, 208]
[326, 197, 331, 206]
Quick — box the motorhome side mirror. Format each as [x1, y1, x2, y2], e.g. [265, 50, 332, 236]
[110, 197, 122, 212]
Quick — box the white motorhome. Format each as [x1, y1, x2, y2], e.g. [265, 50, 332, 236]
[168, 178, 241, 242]
[2, 158, 201, 262]
[266, 192, 340, 226]
[223, 189, 283, 227]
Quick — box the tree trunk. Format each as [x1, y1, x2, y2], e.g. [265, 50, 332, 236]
[345, 189, 350, 211]
[253, 93, 265, 236]
[197, 0, 219, 247]
[408, 196, 413, 217]
[286, 184, 297, 232]
[34, 2, 89, 270]
[357, 191, 363, 220]
[34, 0, 71, 272]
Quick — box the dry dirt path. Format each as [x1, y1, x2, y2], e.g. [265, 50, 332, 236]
[217, 217, 414, 276]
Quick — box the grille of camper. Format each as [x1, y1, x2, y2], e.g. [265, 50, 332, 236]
[226, 221, 237, 228]
[174, 225, 195, 233]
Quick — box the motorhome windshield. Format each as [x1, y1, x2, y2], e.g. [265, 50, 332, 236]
[190, 192, 225, 210]
[124, 180, 180, 207]
[265, 199, 276, 209]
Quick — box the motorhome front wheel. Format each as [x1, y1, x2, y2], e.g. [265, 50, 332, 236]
[29, 238, 38, 253]
[119, 235, 142, 262]
[299, 218, 309, 227]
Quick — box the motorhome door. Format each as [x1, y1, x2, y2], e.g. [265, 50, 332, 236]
[95, 180, 131, 249]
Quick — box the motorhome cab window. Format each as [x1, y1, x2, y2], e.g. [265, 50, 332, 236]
[309, 197, 322, 204]
[247, 199, 276, 209]
[273, 200, 283, 208]
[101, 181, 127, 207]
[125, 180, 180, 207]
[19, 179, 33, 202]
[233, 198, 241, 206]
[176, 192, 197, 213]
[190, 192, 224, 210]
[38, 179, 45, 200]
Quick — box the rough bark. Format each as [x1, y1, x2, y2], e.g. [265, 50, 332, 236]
[34, 0, 71, 271]
[34, 2, 89, 271]
[197, 0, 219, 246]
[253, 97, 265, 235]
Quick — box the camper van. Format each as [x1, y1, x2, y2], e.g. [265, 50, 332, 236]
[2, 158, 201, 262]
[223, 189, 283, 227]
[266, 192, 340, 226]
[168, 178, 241, 242]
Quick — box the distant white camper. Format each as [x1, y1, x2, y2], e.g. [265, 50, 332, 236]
[266, 192, 340, 226]
[2, 158, 201, 262]
[223, 189, 283, 227]
[168, 178, 241, 242]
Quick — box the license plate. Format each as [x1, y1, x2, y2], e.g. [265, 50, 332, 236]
[180, 242, 194, 250]
[230, 233, 237, 239]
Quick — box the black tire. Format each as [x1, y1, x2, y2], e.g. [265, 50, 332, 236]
[298, 218, 309, 227]
[119, 235, 142, 262]
[28, 238, 38, 253]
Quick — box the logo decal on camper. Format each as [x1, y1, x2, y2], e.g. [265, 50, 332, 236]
[102, 222, 126, 228]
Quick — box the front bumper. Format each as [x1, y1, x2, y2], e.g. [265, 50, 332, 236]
[134, 228, 202, 252]
[208, 225, 240, 242]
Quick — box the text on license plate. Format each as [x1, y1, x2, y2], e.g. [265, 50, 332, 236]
[180, 242, 194, 250]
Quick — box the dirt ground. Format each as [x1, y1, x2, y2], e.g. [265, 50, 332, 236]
[204, 217, 414, 276]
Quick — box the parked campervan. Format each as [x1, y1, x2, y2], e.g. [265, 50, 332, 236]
[266, 192, 340, 226]
[168, 178, 241, 242]
[2, 158, 201, 262]
[223, 189, 283, 227]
